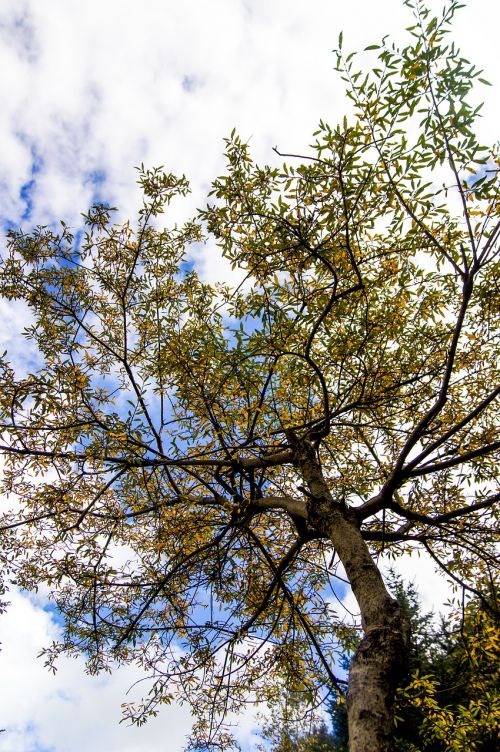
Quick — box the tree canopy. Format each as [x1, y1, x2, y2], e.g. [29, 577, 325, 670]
[0, 2, 498, 750]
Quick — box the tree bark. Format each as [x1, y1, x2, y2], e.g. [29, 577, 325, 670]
[292, 437, 410, 752]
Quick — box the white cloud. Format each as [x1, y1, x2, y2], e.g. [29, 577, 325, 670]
[337, 548, 457, 631]
[0, 299, 36, 377]
[0, 588, 194, 752]
[1, 0, 495, 232]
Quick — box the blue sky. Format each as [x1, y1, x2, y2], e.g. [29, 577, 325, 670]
[0, 1, 499, 750]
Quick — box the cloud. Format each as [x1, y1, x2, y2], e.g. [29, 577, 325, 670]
[0, 0, 407, 230]
[0, 587, 265, 752]
[0, 588, 194, 752]
[1, 0, 497, 239]
[336, 547, 457, 634]
[1, 0, 496, 232]
[0, 299, 37, 378]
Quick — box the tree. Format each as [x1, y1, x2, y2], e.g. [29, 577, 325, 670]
[0, 2, 498, 750]
[259, 575, 499, 751]
[259, 716, 341, 752]
[395, 594, 499, 752]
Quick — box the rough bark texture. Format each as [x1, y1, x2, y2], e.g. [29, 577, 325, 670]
[346, 603, 409, 752]
[292, 437, 410, 752]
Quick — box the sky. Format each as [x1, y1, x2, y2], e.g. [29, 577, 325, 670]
[0, 1, 498, 750]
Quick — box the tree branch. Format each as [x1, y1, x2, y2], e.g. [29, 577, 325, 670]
[252, 495, 308, 520]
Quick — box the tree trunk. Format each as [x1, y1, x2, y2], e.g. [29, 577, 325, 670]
[346, 600, 409, 752]
[292, 438, 410, 752]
